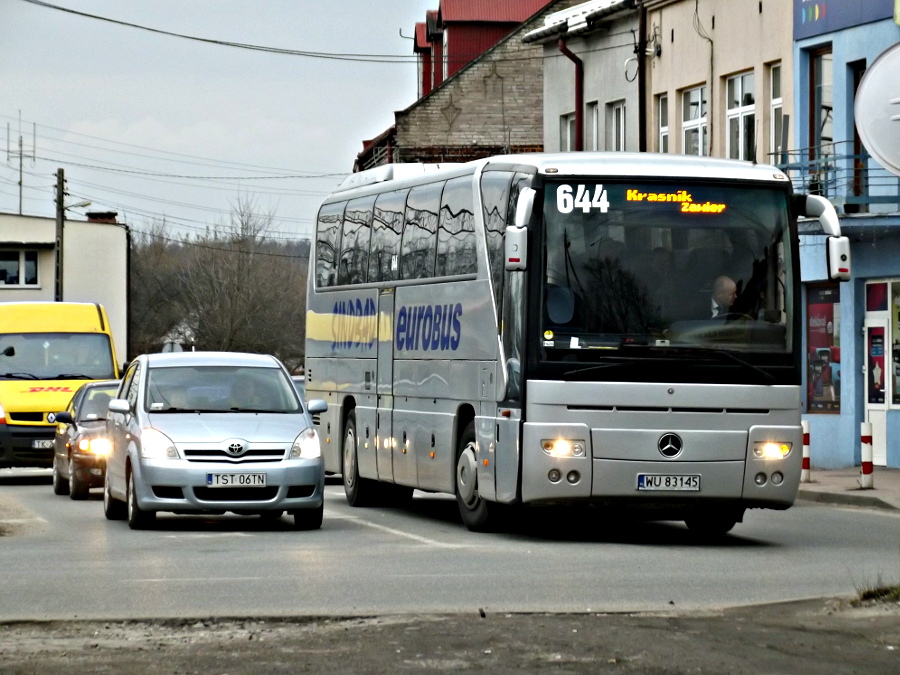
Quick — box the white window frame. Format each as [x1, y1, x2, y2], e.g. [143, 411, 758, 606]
[560, 113, 576, 152]
[726, 71, 756, 161]
[0, 249, 39, 286]
[658, 94, 669, 153]
[609, 100, 626, 152]
[682, 86, 707, 156]
[588, 102, 600, 151]
[442, 28, 449, 81]
[770, 64, 783, 160]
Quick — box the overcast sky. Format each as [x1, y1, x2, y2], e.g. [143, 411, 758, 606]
[0, 0, 436, 240]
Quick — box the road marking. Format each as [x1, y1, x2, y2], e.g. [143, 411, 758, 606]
[0, 517, 47, 524]
[328, 513, 464, 547]
[132, 577, 267, 583]
[162, 533, 255, 539]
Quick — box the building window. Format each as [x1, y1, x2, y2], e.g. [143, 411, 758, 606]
[806, 283, 840, 413]
[588, 102, 599, 151]
[608, 101, 626, 151]
[560, 113, 576, 151]
[810, 49, 834, 160]
[682, 86, 707, 156]
[726, 71, 755, 161]
[770, 64, 783, 160]
[658, 94, 669, 153]
[442, 28, 449, 81]
[0, 250, 38, 286]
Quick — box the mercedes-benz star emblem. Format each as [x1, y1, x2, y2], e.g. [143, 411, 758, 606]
[657, 433, 683, 458]
[226, 442, 245, 456]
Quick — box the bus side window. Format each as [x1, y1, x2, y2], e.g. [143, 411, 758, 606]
[436, 176, 476, 277]
[338, 195, 375, 286]
[315, 201, 346, 289]
[480, 170, 515, 312]
[369, 189, 407, 283]
[401, 182, 444, 280]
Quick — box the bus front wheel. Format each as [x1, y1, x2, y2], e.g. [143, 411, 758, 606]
[684, 510, 742, 539]
[455, 421, 500, 532]
[342, 411, 378, 507]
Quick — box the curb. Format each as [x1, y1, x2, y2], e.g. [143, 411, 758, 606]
[797, 489, 900, 512]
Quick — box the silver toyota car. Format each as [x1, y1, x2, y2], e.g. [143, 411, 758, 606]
[104, 351, 327, 530]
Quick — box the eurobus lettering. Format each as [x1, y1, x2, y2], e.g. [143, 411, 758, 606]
[396, 303, 462, 352]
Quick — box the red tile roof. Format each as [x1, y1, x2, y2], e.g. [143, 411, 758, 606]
[414, 22, 429, 49]
[439, 0, 555, 23]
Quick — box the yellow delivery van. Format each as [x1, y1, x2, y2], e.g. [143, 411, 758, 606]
[0, 302, 119, 468]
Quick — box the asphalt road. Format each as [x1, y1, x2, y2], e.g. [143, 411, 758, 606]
[1, 470, 899, 621]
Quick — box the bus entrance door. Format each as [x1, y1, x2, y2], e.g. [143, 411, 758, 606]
[375, 289, 395, 482]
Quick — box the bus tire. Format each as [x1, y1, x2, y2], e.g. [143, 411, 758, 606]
[684, 510, 741, 539]
[455, 421, 499, 532]
[342, 411, 379, 507]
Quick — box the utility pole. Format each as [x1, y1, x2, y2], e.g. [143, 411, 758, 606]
[55, 168, 65, 302]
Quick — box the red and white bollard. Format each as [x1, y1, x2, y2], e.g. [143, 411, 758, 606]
[800, 420, 811, 483]
[860, 422, 874, 490]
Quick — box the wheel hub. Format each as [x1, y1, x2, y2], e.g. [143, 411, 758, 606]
[456, 445, 479, 507]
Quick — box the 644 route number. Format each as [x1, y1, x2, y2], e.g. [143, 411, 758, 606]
[557, 184, 610, 214]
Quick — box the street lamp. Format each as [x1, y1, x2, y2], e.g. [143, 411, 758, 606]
[65, 200, 91, 211]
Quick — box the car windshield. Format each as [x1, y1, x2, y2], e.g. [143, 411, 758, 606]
[76, 385, 119, 422]
[0, 333, 115, 380]
[145, 365, 301, 413]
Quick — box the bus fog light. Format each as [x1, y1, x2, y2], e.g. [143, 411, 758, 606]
[754, 472, 767, 486]
[566, 471, 580, 484]
[771, 472, 784, 485]
[753, 442, 792, 459]
[548, 469, 562, 483]
[541, 439, 586, 458]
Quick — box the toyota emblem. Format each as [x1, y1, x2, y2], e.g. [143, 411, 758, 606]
[226, 442, 245, 456]
[657, 433, 683, 458]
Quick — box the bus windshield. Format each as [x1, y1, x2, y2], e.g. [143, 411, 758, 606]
[0, 333, 116, 380]
[539, 179, 793, 360]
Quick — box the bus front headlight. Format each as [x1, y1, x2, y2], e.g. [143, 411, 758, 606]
[140, 428, 180, 459]
[289, 427, 321, 459]
[541, 439, 586, 458]
[752, 442, 792, 459]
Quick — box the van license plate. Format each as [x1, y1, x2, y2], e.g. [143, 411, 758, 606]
[206, 473, 266, 487]
[32, 440, 54, 449]
[637, 474, 700, 491]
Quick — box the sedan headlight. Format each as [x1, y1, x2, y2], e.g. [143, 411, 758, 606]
[140, 428, 180, 459]
[78, 437, 111, 456]
[289, 427, 321, 459]
[752, 441, 792, 460]
[541, 438, 586, 458]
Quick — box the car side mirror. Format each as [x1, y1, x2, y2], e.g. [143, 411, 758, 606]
[307, 399, 328, 414]
[2, 346, 14, 357]
[108, 399, 131, 415]
[53, 411, 75, 425]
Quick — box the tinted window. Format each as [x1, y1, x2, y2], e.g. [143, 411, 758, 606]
[369, 189, 407, 283]
[315, 201, 346, 289]
[480, 170, 515, 308]
[436, 176, 477, 277]
[401, 182, 443, 280]
[338, 195, 375, 285]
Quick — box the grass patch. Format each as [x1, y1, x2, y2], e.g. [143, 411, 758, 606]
[858, 585, 900, 604]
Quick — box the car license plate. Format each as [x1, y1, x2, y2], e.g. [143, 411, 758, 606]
[637, 474, 700, 491]
[32, 439, 54, 449]
[206, 473, 266, 487]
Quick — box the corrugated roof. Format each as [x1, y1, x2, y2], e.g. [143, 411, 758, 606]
[440, 0, 555, 23]
[523, 0, 635, 43]
[414, 22, 429, 49]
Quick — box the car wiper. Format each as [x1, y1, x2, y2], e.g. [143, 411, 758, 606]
[0, 372, 39, 380]
[152, 407, 226, 414]
[228, 407, 288, 413]
[51, 373, 92, 380]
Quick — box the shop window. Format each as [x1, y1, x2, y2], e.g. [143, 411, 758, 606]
[866, 282, 888, 312]
[807, 284, 840, 413]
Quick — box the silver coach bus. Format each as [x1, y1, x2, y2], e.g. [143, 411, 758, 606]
[305, 153, 850, 534]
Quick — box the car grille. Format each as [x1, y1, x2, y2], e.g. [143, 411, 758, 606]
[193, 487, 279, 501]
[7, 412, 47, 422]
[181, 449, 285, 463]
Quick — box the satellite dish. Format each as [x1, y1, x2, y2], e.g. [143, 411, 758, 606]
[855, 43, 900, 178]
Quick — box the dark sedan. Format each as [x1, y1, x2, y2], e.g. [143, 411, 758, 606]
[51, 380, 120, 499]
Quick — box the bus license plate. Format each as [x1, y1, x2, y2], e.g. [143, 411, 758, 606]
[32, 439, 54, 449]
[206, 473, 266, 487]
[637, 474, 700, 491]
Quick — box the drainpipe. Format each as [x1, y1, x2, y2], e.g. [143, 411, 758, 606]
[558, 38, 584, 151]
[637, 6, 647, 152]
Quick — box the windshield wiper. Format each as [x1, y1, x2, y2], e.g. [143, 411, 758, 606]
[0, 372, 39, 380]
[228, 407, 288, 413]
[563, 357, 647, 379]
[51, 373, 93, 380]
[681, 347, 776, 383]
[152, 407, 225, 414]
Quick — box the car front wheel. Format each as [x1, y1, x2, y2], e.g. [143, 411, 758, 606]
[52, 454, 69, 496]
[126, 470, 155, 529]
[103, 468, 126, 520]
[69, 456, 89, 500]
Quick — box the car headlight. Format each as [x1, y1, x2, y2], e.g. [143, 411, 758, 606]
[752, 441, 792, 460]
[541, 438, 586, 458]
[289, 427, 321, 459]
[78, 438, 111, 455]
[140, 428, 180, 459]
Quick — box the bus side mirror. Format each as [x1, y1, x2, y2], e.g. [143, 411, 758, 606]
[505, 226, 527, 270]
[827, 236, 851, 281]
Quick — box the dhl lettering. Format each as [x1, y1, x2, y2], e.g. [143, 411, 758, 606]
[331, 297, 377, 350]
[681, 201, 727, 213]
[396, 303, 462, 352]
[26, 386, 73, 393]
[626, 189, 692, 203]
